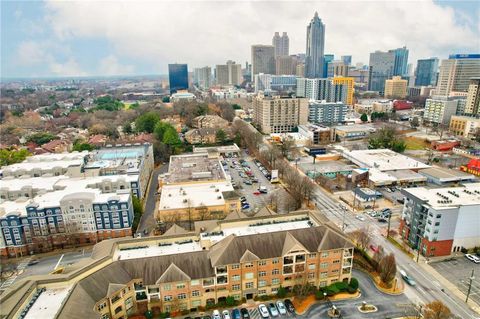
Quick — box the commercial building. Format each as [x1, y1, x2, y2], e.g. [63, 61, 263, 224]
[170, 91, 196, 102]
[384, 76, 407, 99]
[323, 54, 334, 79]
[305, 12, 326, 78]
[341, 55, 352, 66]
[308, 101, 347, 125]
[296, 63, 305, 77]
[333, 124, 376, 141]
[192, 115, 229, 129]
[0, 210, 354, 319]
[193, 66, 212, 90]
[215, 61, 242, 86]
[449, 115, 480, 139]
[368, 50, 395, 94]
[275, 56, 297, 75]
[332, 77, 354, 105]
[168, 64, 189, 94]
[296, 78, 347, 104]
[464, 78, 480, 115]
[399, 183, 480, 257]
[423, 97, 459, 125]
[436, 54, 480, 96]
[272, 32, 289, 57]
[251, 45, 275, 76]
[327, 60, 348, 77]
[157, 153, 240, 221]
[415, 58, 439, 87]
[252, 94, 308, 134]
[418, 167, 475, 185]
[390, 46, 409, 76]
[254, 74, 297, 93]
[298, 124, 333, 144]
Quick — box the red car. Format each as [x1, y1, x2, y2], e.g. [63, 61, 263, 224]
[253, 191, 261, 195]
[370, 244, 379, 253]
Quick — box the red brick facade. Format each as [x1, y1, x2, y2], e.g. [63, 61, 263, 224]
[421, 238, 453, 257]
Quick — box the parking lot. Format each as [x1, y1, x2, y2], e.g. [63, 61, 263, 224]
[223, 151, 290, 215]
[430, 256, 480, 305]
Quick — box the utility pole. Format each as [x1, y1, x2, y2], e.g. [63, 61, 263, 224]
[387, 212, 392, 239]
[466, 268, 475, 303]
[416, 236, 421, 263]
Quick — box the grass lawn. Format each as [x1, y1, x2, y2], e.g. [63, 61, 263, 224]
[404, 137, 428, 150]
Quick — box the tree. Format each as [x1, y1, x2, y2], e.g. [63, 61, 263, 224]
[423, 301, 452, 319]
[162, 96, 170, 103]
[153, 121, 171, 141]
[368, 126, 406, 153]
[72, 141, 95, 152]
[379, 253, 397, 284]
[93, 95, 124, 111]
[123, 122, 133, 134]
[360, 113, 368, 122]
[276, 286, 287, 298]
[135, 112, 160, 133]
[350, 227, 371, 251]
[410, 117, 420, 128]
[0, 148, 30, 166]
[27, 132, 57, 145]
[131, 195, 143, 233]
[163, 127, 181, 148]
[216, 129, 227, 144]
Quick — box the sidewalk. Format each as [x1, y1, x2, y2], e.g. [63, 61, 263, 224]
[418, 255, 480, 314]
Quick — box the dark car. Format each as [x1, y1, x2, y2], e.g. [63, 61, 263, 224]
[240, 308, 250, 319]
[231, 309, 241, 319]
[284, 299, 295, 313]
[378, 218, 387, 223]
[202, 316, 212, 319]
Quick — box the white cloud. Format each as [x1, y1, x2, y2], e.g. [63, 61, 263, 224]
[38, 1, 479, 74]
[16, 41, 50, 65]
[98, 55, 135, 76]
[49, 57, 87, 77]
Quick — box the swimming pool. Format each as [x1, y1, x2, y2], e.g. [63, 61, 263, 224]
[100, 151, 140, 160]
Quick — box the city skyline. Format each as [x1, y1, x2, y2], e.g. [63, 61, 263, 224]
[1, 0, 479, 78]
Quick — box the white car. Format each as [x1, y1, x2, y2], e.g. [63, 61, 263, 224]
[355, 215, 366, 221]
[275, 300, 287, 315]
[212, 310, 222, 319]
[465, 254, 480, 264]
[222, 310, 231, 319]
[258, 304, 270, 318]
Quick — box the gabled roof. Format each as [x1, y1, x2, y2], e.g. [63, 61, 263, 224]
[163, 223, 188, 236]
[255, 206, 276, 217]
[208, 234, 235, 266]
[282, 231, 308, 256]
[224, 210, 248, 221]
[156, 263, 191, 284]
[106, 283, 126, 297]
[239, 249, 260, 263]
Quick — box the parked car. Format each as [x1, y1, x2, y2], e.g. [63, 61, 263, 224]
[268, 303, 279, 317]
[202, 316, 212, 319]
[400, 270, 416, 286]
[284, 299, 295, 313]
[275, 300, 287, 315]
[240, 308, 250, 319]
[212, 310, 221, 319]
[240, 196, 246, 201]
[222, 310, 231, 319]
[241, 204, 250, 210]
[465, 254, 480, 264]
[231, 309, 241, 319]
[253, 191, 261, 195]
[378, 218, 387, 223]
[243, 179, 253, 185]
[27, 259, 39, 266]
[355, 215, 365, 221]
[370, 244, 379, 253]
[258, 186, 268, 193]
[258, 304, 269, 318]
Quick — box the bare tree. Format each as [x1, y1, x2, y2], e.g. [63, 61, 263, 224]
[350, 227, 371, 251]
[379, 253, 397, 284]
[423, 301, 452, 319]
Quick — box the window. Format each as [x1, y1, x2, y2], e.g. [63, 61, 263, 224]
[320, 272, 327, 278]
[191, 280, 200, 286]
[163, 284, 171, 291]
[176, 283, 185, 289]
[164, 295, 172, 302]
[272, 258, 279, 264]
[232, 284, 240, 291]
[308, 264, 316, 270]
[436, 214, 442, 218]
[231, 264, 240, 269]
[259, 271, 266, 277]
[258, 280, 267, 287]
[308, 253, 316, 258]
[245, 282, 254, 289]
[435, 222, 440, 226]
[320, 262, 328, 268]
[272, 278, 280, 285]
[177, 293, 187, 300]
[244, 263, 253, 268]
[272, 269, 280, 275]
[258, 260, 267, 266]
[245, 272, 254, 280]
[192, 290, 200, 297]
[308, 273, 315, 279]
[232, 275, 240, 281]
[333, 260, 340, 264]
[258, 289, 267, 295]
[321, 252, 329, 258]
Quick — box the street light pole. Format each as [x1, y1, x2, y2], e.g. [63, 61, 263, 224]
[466, 268, 475, 303]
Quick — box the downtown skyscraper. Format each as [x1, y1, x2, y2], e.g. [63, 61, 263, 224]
[305, 12, 326, 78]
[272, 32, 289, 57]
[415, 58, 439, 86]
[390, 46, 409, 76]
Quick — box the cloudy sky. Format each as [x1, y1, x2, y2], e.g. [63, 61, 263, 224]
[1, 0, 479, 78]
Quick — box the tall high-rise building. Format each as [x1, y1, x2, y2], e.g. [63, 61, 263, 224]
[193, 66, 212, 90]
[389, 46, 409, 76]
[254, 74, 297, 93]
[308, 101, 347, 125]
[436, 54, 480, 96]
[368, 50, 395, 93]
[296, 63, 305, 77]
[216, 61, 242, 86]
[341, 55, 352, 66]
[323, 54, 334, 79]
[275, 56, 297, 75]
[272, 32, 289, 57]
[296, 78, 347, 104]
[464, 78, 480, 115]
[305, 12, 326, 78]
[251, 45, 275, 76]
[384, 76, 408, 98]
[327, 60, 349, 77]
[415, 58, 439, 87]
[332, 77, 355, 105]
[252, 94, 308, 134]
[168, 64, 188, 94]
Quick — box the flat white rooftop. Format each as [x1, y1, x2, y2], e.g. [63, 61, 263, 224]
[23, 286, 72, 319]
[1, 159, 84, 173]
[159, 181, 234, 211]
[24, 152, 88, 162]
[344, 149, 430, 171]
[118, 241, 202, 260]
[0, 175, 68, 191]
[404, 183, 480, 209]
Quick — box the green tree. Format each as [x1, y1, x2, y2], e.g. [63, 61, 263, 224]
[225, 296, 236, 307]
[216, 129, 227, 144]
[162, 96, 170, 103]
[153, 121, 171, 141]
[0, 148, 30, 166]
[72, 142, 95, 152]
[276, 286, 287, 298]
[27, 132, 57, 145]
[368, 127, 406, 153]
[233, 132, 241, 146]
[410, 116, 420, 128]
[131, 195, 143, 232]
[93, 95, 124, 111]
[162, 127, 181, 148]
[123, 122, 133, 134]
[232, 104, 242, 110]
[135, 112, 160, 133]
[360, 113, 368, 122]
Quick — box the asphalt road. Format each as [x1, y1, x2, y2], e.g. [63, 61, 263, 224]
[137, 164, 169, 236]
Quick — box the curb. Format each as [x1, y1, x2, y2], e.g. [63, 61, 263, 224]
[295, 292, 362, 316]
[355, 268, 404, 296]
